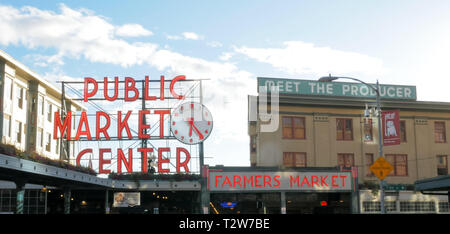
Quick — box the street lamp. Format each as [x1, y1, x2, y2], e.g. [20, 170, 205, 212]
[319, 74, 387, 214]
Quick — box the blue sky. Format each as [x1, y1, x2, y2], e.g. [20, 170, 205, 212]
[1, 1, 450, 172]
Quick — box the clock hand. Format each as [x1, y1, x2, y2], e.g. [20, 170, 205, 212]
[187, 117, 204, 140]
[191, 123, 204, 139]
[188, 119, 193, 137]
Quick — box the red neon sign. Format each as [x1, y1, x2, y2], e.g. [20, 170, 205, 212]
[54, 75, 203, 174]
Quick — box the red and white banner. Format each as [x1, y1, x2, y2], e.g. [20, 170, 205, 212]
[382, 110, 401, 146]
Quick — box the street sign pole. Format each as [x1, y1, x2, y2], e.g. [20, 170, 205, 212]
[376, 80, 386, 214]
[319, 76, 389, 214]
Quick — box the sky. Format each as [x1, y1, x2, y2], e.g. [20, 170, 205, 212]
[1, 0, 450, 171]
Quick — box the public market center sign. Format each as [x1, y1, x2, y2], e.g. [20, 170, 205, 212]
[258, 77, 417, 100]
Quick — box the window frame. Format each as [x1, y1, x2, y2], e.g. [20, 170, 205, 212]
[400, 120, 407, 142]
[47, 102, 52, 122]
[437, 155, 448, 176]
[385, 154, 408, 176]
[16, 86, 24, 109]
[282, 116, 306, 140]
[365, 153, 375, 177]
[336, 118, 353, 141]
[283, 152, 307, 167]
[250, 135, 257, 153]
[15, 121, 22, 143]
[363, 118, 373, 142]
[337, 153, 355, 167]
[3, 115, 11, 138]
[434, 121, 447, 143]
[45, 133, 51, 152]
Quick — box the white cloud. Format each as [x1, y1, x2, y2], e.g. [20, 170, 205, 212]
[235, 41, 385, 77]
[24, 52, 65, 67]
[166, 32, 204, 41]
[207, 41, 223, 48]
[166, 35, 182, 40]
[115, 24, 153, 37]
[182, 32, 203, 40]
[219, 52, 234, 61]
[0, 3, 254, 145]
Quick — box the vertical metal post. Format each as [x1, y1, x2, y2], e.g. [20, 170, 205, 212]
[376, 80, 386, 214]
[105, 190, 110, 214]
[199, 80, 204, 176]
[198, 80, 208, 213]
[142, 80, 147, 149]
[60, 82, 66, 161]
[280, 192, 286, 214]
[63, 188, 71, 214]
[44, 188, 48, 214]
[141, 80, 147, 173]
[15, 182, 25, 214]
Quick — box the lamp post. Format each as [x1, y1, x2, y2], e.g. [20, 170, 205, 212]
[319, 74, 386, 214]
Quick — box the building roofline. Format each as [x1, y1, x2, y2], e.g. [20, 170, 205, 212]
[248, 93, 450, 113]
[280, 95, 450, 112]
[0, 49, 86, 111]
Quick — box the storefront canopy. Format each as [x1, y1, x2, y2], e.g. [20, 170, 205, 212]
[415, 174, 450, 192]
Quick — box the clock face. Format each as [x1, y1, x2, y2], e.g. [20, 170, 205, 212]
[170, 102, 213, 145]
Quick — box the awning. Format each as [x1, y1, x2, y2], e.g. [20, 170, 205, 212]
[415, 174, 450, 191]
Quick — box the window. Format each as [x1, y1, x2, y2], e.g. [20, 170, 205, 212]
[4, 78, 11, 101]
[362, 201, 397, 212]
[3, 115, 11, 138]
[439, 202, 450, 213]
[282, 116, 305, 139]
[337, 153, 354, 167]
[37, 128, 43, 148]
[336, 119, 353, 140]
[400, 202, 435, 212]
[435, 121, 446, 143]
[437, 155, 448, 176]
[45, 133, 51, 152]
[366, 153, 374, 177]
[47, 102, 52, 122]
[39, 96, 44, 116]
[363, 118, 373, 141]
[386, 154, 408, 176]
[250, 135, 257, 153]
[15, 121, 22, 143]
[283, 152, 307, 167]
[400, 120, 407, 142]
[16, 87, 23, 109]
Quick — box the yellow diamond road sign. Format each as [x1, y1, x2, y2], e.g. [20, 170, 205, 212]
[370, 157, 393, 180]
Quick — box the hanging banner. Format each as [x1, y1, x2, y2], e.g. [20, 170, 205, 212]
[382, 110, 401, 146]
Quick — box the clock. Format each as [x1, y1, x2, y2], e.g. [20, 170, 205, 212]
[170, 102, 213, 145]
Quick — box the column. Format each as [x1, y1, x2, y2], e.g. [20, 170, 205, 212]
[64, 188, 71, 214]
[105, 190, 110, 214]
[280, 192, 286, 214]
[15, 181, 25, 214]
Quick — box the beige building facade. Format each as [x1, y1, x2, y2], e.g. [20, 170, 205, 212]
[0, 49, 85, 161]
[249, 77, 450, 213]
